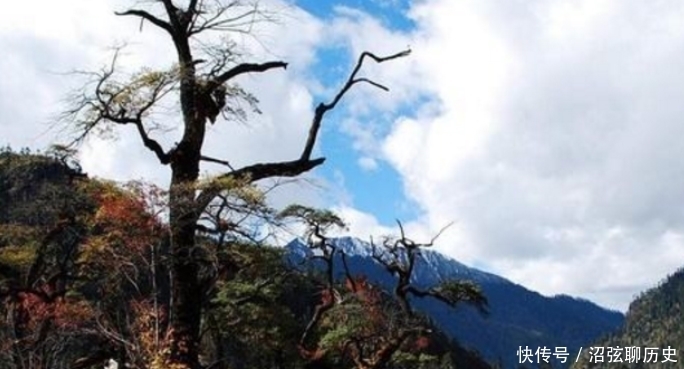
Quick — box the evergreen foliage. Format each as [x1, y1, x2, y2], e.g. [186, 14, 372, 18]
[0, 150, 492, 369]
[573, 269, 684, 369]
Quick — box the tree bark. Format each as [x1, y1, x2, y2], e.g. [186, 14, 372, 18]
[167, 112, 205, 368]
[85, 5, 411, 368]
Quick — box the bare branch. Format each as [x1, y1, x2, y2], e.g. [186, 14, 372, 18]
[195, 157, 324, 214]
[200, 155, 234, 170]
[134, 120, 171, 164]
[63, 50, 176, 164]
[192, 1, 233, 34]
[159, 0, 180, 23]
[371, 243, 402, 276]
[429, 221, 454, 245]
[194, 49, 408, 214]
[206, 61, 287, 93]
[188, 0, 200, 14]
[115, 9, 173, 34]
[395, 219, 406, 241]
[352, 78, 389, 91]
[188, 1, 273, 37]
[300, 48, 411, 161]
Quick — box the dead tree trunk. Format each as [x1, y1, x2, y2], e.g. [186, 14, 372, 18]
[65, 2, 410, 367]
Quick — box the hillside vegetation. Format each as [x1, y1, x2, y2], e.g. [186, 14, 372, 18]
[0, 148, 492, 369]
[573, 269, 684, 369]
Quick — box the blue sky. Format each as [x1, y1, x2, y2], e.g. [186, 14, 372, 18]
[294, 0, 420, 225]
[6, 0, 684, 312]
[296, 0, 415, 31]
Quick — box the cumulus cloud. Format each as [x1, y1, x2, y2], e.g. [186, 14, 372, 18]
[6, 0, 684, 312]
[1, 0, 333, 213]
[261, 0, 684, 311]
[366, 0, 684, 310]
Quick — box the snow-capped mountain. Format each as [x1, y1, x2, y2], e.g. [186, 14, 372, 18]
[287, 236, 505, 284]
[285, 236, 624, 368]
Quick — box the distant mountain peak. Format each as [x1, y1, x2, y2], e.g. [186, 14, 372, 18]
[285, 236, 623, 368]
[286, 236, 509, 285]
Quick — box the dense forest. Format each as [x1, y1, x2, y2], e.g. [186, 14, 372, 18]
[0, 0, 491, 367]
[572, 268, 684, 369]
[0, 148, 493, 369]
[3, 1, 684, 368]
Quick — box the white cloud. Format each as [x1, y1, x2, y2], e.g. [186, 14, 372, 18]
[362, 0, 684, 311]
[0, 2, 357, 265]
[6, 0, 684, 312]
[0, 0, 331, 211]
[264, 0, 684, 311]
[357, 156, 378, 171]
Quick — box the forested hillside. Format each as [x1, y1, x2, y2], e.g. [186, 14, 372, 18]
[0, 149, 492, 369]
[573, 269, 684, 369]
[287, 238, 624, 369]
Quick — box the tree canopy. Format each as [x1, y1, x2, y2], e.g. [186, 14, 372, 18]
[0, 1, 490, 368]
[0, 148, 492, 369]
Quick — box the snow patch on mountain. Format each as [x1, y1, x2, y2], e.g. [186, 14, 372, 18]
[286, 236, 508, 285]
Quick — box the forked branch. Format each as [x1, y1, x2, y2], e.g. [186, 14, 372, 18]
[63, 51, 175, 164]
[372, 221, 487, 316]
[188, 1, 269, 36]
[115, 9, 172, 34]
[195, 49, 410, 214]
[300, 49, 411, 161]
[206, 61, 288, 94]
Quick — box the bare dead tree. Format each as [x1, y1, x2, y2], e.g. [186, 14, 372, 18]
[277, 205, 345, 350]
[281, 207, 487, 369]
[62, 1, 409, 367]
[371, 221, 488, 318]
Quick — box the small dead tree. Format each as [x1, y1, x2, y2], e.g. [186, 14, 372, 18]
[280, 206, 488, 369]
[371, 222, 488, 319]
[62, 1, 409, 367]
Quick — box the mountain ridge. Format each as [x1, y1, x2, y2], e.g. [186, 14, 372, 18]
[286, 236, 625, 368]
[573, 268, 684, 369]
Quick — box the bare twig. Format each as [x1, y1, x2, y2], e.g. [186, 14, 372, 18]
[115, 9, 172, 34]
[300, 49, 411, 161]
[194, 49, 409, 214]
